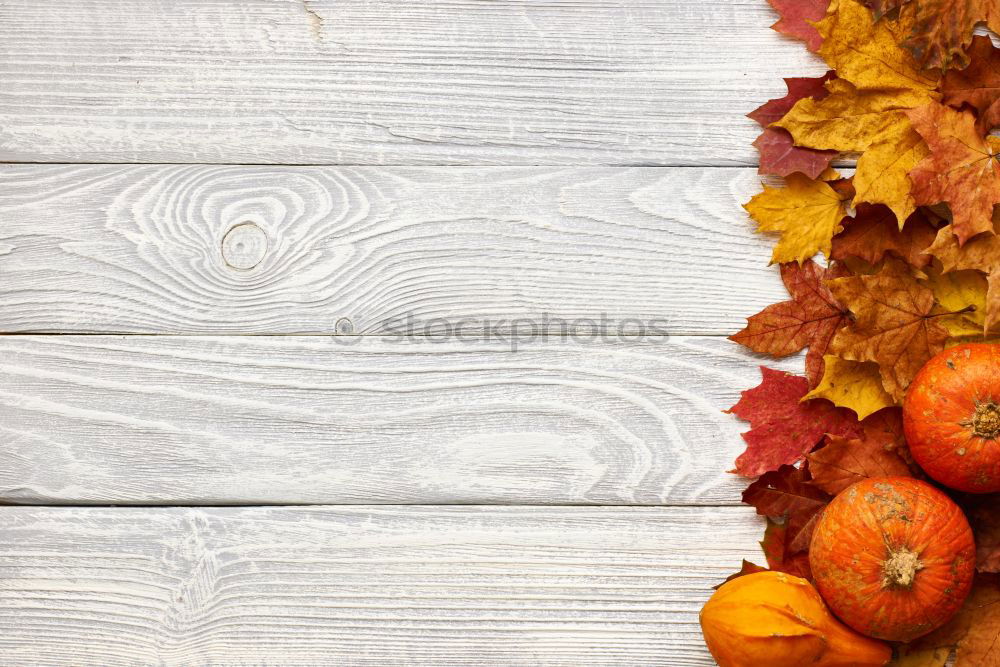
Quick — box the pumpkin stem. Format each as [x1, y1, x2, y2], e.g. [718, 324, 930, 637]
[881, 548, 923, 590]
[972, 402, 1000, 439]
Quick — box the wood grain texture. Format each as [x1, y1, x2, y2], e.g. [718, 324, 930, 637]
[0, 335, 800, 505]
[0, 0, 826, 165]
[0, 165, 786, 335]
[0, 505, 763, 666]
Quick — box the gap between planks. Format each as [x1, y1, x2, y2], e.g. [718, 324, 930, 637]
[0, 161, 856, 168]
[0, 334, 799, 506]
[0, 0, 828, 165]
[0, 504, 763, 666]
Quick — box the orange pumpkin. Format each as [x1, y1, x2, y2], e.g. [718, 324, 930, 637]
[809, 477, 975, 642]
[903, 342, 1000, 493]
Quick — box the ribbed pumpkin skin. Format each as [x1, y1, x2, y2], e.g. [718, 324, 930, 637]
[903, 343, 1000, 493]
[809, 477, 975, 642]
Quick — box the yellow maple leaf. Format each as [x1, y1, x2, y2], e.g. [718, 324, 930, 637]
[924, 268, 989, 338]
[944, 333, 1000, 348]
[804, 355, 897, 418]
[773, 0, 941, 230]
[817, 0, 939, 96]
[743, 173, 848, 264]
[926, 220, 1000, 332]
[774, 83, 936, 232]
[774, 81, 913, 153]
[775, 81, 929, 227]
[853, 120, 928, 227]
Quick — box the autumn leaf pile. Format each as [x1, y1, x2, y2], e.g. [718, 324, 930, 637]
[727, 0, 1000, 662]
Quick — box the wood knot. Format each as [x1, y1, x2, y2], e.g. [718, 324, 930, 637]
[222, 222, 268, 270]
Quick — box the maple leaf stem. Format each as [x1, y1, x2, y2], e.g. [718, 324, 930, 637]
[928, 305, 977, 319]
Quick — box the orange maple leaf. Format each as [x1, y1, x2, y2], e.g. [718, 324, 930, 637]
[942, 35, 1000, 134]
[828, 257, 952, 401]
[806, 409, 913, 495]
[906, 102, 1000, 245]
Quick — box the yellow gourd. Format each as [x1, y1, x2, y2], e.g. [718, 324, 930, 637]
[699, 571, 891, 667]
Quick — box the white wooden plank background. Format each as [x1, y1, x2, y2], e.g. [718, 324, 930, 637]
[0, 165, 783, 334]
[0, 335, 799, 506]
[0, 0, 818, 664]
[0, 0, 827, 165]
[0, 505, 762, 666]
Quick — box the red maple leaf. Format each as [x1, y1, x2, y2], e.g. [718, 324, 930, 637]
[749, 73, 838, 179]
[761, 518, 813, 580]
[727, 367, 863, 477]
[743, 464, 831, 552]
[748, 73, 836, 127]
[767, 0, 832, 52]
[715, 560, 769, 588]
[730, 260, 851, 387]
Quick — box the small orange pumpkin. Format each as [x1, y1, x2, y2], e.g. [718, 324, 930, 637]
[700, 571, 891, 667]
[809, 477, 975, 642]
[903, 342, 1000, 493]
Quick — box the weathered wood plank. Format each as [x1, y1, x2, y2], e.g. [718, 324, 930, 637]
[0, 165, 785, 334]
[0, 335, 799, 505]
[0, 505, 762, 666]
[0, 0, 825, 165]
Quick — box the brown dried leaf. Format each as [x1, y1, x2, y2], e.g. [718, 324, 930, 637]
[807, 410, 914, 494]
[906, 575, 1000, 666]
[730, 260, 851, 386]
[831, 204, 938, 269]
[828, 257, 951, 401]
[942, 35, 1000, 134]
